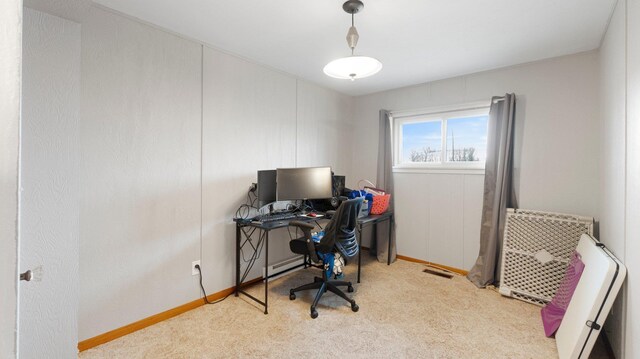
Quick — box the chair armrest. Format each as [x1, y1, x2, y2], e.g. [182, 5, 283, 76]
[325, 210, 336, 219]
[288, 220, 315, 230]
[288, 220, 319, 263]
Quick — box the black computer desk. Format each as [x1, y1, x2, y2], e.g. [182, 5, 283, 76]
[355, 211, 394, 268]
[233, 211, 394, 314]
[234, 217, 312, 315]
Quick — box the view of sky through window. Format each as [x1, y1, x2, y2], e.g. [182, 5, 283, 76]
[401, 115, 488, 163]
[446, 116, 488, 162]
[402, 121, 442, 162]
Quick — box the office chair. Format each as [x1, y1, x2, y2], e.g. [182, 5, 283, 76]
[287, 198, 362, 319]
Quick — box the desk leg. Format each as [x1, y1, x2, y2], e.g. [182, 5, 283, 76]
[235, 224, 240, 297]
[387, 214, 393, 265]
[357, 224, 362, 284]
[264, 231, 269, 315]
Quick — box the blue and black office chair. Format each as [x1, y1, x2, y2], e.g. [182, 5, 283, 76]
[287, 198, 362, 319]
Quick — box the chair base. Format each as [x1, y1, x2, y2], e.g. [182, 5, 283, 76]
[289, 276, 359, 319]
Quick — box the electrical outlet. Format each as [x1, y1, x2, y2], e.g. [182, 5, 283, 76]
[192, 260, 201, 276]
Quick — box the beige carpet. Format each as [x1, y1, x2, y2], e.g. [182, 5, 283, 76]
[80, 256, 610, 358]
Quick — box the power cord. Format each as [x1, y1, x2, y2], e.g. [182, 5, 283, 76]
[235, 184, 260, 219]
[195, 264, 230, 305]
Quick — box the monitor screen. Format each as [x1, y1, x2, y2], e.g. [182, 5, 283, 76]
[276, 167, 333, 201]
[257, 170, 277, 207]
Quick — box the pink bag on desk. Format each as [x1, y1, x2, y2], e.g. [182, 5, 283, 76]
[370, 194, 390, 214]
[359, 180, 390, 215]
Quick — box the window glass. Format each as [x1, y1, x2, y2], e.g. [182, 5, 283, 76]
[394, 104, 490, 169]
[402, 121, 442, 163]
[445, 115, 489, 162]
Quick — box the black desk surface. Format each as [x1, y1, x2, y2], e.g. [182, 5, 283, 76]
[357, 211, 393, 225]
[234, 215, 318, 230]
[234, 211, 393, 230]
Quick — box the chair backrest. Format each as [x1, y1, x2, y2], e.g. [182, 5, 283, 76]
[318, 198, 363, 259]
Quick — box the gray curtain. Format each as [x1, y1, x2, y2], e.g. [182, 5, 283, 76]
[372, 109, 397, 263]
[467, 94, 518, 288]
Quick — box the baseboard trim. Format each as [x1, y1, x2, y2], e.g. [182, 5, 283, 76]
[396, 254, 469, 276]
[79, 257, 467, 352]
[78, 277, 262, 352]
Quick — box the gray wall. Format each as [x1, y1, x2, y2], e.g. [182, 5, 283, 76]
[201, 50, 355, 288]
[295, 80, 353, 174]
[21, 8, 81, 358]
[599, 0, 627, 357]
[201, 46, 297, 291]
[79, 6, 203, 340]
[0, 1, 22, 357]
[626, 0, 640, 355]
[599, 0, 640, 356]
[351, 52, 601, 268]
[74, 5, 353, 341]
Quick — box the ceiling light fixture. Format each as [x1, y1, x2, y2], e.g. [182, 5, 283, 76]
[323, 0, 382, 81]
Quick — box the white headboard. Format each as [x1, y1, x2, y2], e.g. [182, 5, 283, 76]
[555, 234, 626, 359]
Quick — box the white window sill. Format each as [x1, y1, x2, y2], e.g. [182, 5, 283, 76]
[393, 166, 485, 175]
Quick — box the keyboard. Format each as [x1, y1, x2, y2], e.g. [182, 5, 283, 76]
[253, 212, 298, 222]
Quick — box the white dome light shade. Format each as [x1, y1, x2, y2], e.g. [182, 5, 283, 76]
[323, 56, 382, 80]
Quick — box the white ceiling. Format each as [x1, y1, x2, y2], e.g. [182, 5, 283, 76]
[92, 0, 616, 96]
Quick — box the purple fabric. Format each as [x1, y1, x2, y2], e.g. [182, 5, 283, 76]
[541, 251, 585, 337]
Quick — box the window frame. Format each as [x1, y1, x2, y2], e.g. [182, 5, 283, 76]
[391, 101, 490, 173]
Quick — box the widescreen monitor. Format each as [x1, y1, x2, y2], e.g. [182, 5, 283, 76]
[276, 167, 332, 201]
[257, 170, 277, 207]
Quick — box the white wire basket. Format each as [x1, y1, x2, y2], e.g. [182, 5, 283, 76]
[498, 209, 594, 306]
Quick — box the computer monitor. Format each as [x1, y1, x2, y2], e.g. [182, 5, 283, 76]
[276, 166, 333, 201]
[257, 170, 277, 207]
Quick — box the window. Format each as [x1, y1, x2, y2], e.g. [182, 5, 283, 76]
[393, 103, 489, 170]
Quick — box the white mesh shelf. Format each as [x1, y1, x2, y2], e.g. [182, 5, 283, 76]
[498, 209, 594, 306]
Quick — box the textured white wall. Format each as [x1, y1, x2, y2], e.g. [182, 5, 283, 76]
[24, 0, 89, 23]
[599, 0, 627, 275]
[200, 47, 354, 293]
[625, 0, 640, 356]
[21, 8, 80, 357]
[79, 6, 203, 340]
[351, 52, 601, 268]
[201, 46, 297, 291]
[0, 1, 22, 357]
[598, 1, 627, 357]
[393, 173, 483, 270]
[296, 80, 353, 175]
[73, 5, 353, 341]
[598, 1, 640, 356]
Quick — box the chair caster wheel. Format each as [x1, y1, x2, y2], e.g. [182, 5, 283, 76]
[310, 309, 318, 319]
[289, 292, 296, 300]
[351, 303, 359, 312]
[347, 285, 354, 293]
